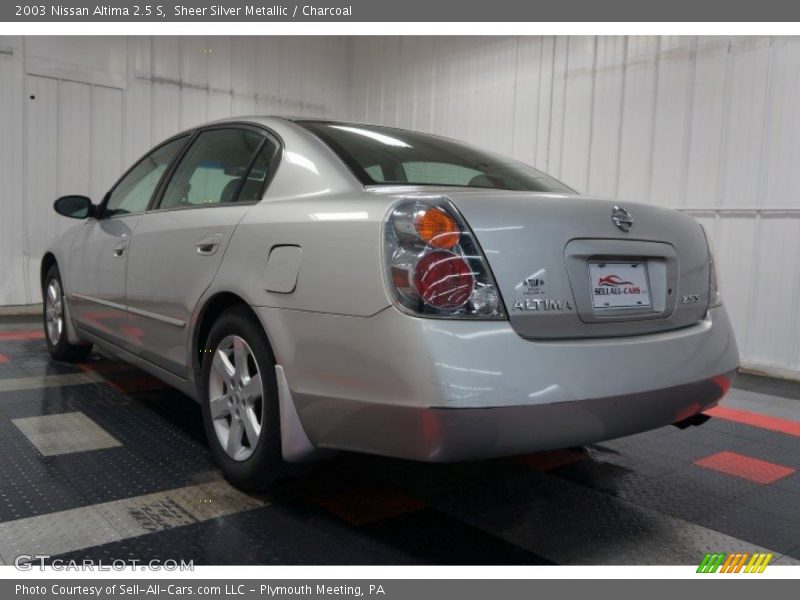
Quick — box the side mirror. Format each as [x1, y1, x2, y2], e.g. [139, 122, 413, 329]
[54, 195, 94, 219]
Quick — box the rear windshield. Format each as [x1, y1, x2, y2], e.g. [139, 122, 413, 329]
[297, 121, 575, 193]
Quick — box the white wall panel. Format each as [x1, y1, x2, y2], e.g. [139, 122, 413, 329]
[180, 87, 207, 130]
[207, 38, 232, 91]
[25, 36, 127, 87]
[559, 37, 595, 192]
[685, 38, 728, 208]
[231, 37, 256, 98]
[547, 37, 569, 179]
[713, 215, 757, 353]
[746, 217, 800, 372]
[719, 38, 770, 209]
[762, 38, 800, 209]
[58, 81, 91, 207]
[351, 35, 800, 379]
[123, 79, 153, 165]
[151, 82, 180, 143]
[24, 75, 60, 300]
[0, 37, 25, 306]
[510, 38, 543, 166]
[587, 36, 625, 197]
[180, 37, 207, 87]
[649, 36, 693, 208]
[90, 85, 123, 202]
[533, 38, 555, 172]
[616, 36, 658, 200]
[152, 37, 180, 80]
[206, 91, 232, 122]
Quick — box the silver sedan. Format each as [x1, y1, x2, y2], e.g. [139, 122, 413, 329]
[42, 117, 739, 489]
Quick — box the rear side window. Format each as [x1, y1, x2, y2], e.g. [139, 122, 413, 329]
[235, 139, 279, 203]
[159, 129, 265, 210]
[297, 121, 575, 193]
[104, 135, 188, 217]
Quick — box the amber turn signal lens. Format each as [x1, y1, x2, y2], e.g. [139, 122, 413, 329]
[414, 208, 460, 249]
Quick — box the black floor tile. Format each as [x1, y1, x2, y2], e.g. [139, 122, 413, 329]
[733, 372, 800, 402]
[668, 462, 764, 500]
[774, 471, 800, 495]
[690, 501, 800, 555]
[0, 414, 86, 521]
[50, 503, 508, 565]
[702, 418, 774, 442]
[733, 440, 800, 470]
[736, 486, 800, 522]
[359, 508, 552, 564]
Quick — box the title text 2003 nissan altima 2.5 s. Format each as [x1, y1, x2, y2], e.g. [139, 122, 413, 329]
[42, 117, 739, 490]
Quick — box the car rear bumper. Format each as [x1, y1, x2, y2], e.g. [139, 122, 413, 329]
[254, 305, 740, 461]
[289, 372, 735, 461]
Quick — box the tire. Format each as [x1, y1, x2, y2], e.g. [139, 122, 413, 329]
[43, 264, 92, 362]
[200, 306, 286, 491]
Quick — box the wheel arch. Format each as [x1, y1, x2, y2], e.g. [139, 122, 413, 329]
[191, 292, 275, 377]
[41, 252, 58, 290]
[40, 251, 89, 350]
[191, 290, 319, 464]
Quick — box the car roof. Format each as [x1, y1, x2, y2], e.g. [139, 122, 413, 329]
[206, 115, 395, 130]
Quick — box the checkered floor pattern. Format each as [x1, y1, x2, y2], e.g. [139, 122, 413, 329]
[0, 317, 798, 565]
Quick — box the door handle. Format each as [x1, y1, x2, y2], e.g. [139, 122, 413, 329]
[196, 233, 223, 256]
[112, 241, 128, 258]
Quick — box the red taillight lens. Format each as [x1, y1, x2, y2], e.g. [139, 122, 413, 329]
[383, 197, 505, 319]
[413, 250, 475, 309]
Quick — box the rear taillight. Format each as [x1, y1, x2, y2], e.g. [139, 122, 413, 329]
[383, 198, 506, 319]
[702, 226, 723, 309]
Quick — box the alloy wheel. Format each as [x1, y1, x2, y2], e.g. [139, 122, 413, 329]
[45, 279, 64, 347]
[208, 334, 265, 461]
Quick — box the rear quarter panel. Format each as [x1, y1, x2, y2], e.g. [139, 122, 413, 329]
[210, 193, 393, 318]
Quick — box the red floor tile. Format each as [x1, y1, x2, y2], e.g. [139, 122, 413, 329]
[78, 361, 136, 375]
[0, 329, 44, 340]
[694, 451, 795, 484]
[705, 406, 800, 437]
[104, 375, 170, 394]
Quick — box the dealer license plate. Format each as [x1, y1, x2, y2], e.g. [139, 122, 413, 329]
[589, 261, 652, 309]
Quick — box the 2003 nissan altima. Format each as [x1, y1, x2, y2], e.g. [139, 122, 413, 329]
[42, 117, 739, 489]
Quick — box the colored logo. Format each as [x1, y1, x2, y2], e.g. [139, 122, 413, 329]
[597, 274, 634, 287]
[697, 552, 772, 573]
[594, 274, 642, 296]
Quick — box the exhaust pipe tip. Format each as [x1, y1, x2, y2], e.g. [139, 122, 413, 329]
[672, 413, 712, 430]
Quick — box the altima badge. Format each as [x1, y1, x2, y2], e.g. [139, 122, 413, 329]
[612, 206, 633, 232]
[513, 298, 573, 312]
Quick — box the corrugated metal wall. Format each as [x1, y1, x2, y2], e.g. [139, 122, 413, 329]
[0, 35, 798, 378]
[350, 36, 800, 379]
[0, 35, 351, 308]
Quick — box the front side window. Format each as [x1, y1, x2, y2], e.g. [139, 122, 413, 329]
[104, 135, 188, 217]
[298, 121, 575, 194]
[159, 129, 265, 210]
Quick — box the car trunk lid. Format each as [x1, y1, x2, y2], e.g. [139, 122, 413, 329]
[440, 190, 711, 339]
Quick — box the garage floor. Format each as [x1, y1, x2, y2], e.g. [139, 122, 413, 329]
[0, 317, 798, 566]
